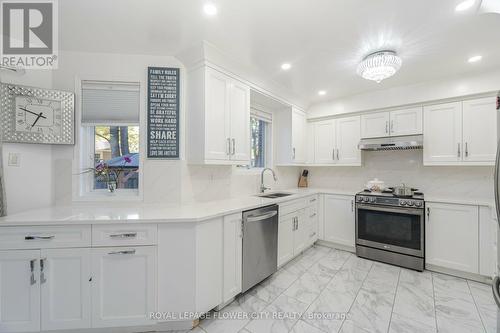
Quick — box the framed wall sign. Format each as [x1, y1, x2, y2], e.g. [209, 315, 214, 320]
[147, 67, 180, 159]
[0, 83, 75, 145]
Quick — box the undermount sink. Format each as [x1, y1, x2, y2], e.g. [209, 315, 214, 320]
[257, 192, 294, 199]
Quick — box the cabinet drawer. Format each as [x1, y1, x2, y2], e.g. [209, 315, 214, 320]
[0, 225, 91, 250]
[306, 195, 318, 206]
[279, 199, 306, 216]
[92, 224, 157, 246]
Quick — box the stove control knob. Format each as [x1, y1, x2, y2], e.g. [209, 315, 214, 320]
[415, 201, 423, 207]
[407, 201, 414, 206]
[370, 197, 376, 203]
[363, 197, 369, 202]
[400, 200, 407, 206]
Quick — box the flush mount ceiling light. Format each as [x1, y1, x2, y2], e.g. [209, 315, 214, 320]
[356, 50, 402, 83]
[468, 55, 483, 63]
[203, 2, 217, 16]
[318, 90, 326, 96]
[281, 63, 291, 70]
[455, 0, 476, 11]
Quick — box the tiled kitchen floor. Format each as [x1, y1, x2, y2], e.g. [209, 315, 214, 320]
[193, 245, 499, 333]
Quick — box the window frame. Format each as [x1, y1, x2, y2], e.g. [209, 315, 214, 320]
[74, 79, 143, 201]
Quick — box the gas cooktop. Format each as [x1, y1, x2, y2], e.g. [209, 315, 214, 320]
[356, 189, 424, 208]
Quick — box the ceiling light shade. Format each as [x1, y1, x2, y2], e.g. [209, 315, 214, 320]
[357, 50, 402, 83]
[455, 0, 476, 11]
[281, 63, 291, 70]
[468, 55, 483, 63]
[203, 2, 217, 16]
[318, 90, 326, 96]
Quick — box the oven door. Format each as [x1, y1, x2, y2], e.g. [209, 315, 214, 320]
[356, 203, 424, 257]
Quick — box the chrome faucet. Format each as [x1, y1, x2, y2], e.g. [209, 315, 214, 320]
[260, 168, 278, 193]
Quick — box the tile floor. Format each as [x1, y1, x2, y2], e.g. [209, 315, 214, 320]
[194, 245, 499, 333]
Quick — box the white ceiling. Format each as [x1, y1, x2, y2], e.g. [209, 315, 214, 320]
[59, 0, 500, 106]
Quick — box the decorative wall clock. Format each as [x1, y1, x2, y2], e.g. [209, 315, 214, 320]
[0, 83, 75, 145]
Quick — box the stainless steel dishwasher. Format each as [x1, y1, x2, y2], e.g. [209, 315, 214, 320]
[242, 204, 279, 293]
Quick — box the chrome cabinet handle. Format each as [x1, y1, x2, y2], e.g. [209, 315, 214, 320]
[108, 250, 136, 255]
[292, 148, 296, 160]
[226, 138, 231, 155]
[109, 233, 137, 239]
[295, 217, 299, 230]
[332, 149, 335, 160]
[336, 149, 339, 160]
[232, 138, 236, 155]
[310, 232, 316, 238]
[40, 258, 47, 284]
[385, 121, 389, 134]
[25, 235, 55, 240]
[30, 259, 37, 285]
[309, 198, 317, 203]
[427, 207, 430, 220]
[457, 143, 461, 158]
[465, 142, 469, 157]
[390, 120, 394, 133]
[239, 220, 243, 238]
[310, 213, 317, 218]
[351, 200, 354, 212]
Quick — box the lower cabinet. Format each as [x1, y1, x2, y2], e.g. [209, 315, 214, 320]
[426, 202, 479, 274]
[0, 250, 41, 332]
[91, 246, 156, 328]
[323, 194, 355, 248]
[222, 213, 243, 303]
[305, 205, 319, 247]
[278, 209, 308, 266]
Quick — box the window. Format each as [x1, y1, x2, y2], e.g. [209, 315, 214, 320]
[80, 81, 141, 196]
[249, 109, 272, 169]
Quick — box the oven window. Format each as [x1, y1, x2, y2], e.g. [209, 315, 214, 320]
[357, 208, 422, 250]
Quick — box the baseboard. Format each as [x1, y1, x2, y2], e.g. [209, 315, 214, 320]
[316, 240, 355, 253]
[426, 264, 493, 284]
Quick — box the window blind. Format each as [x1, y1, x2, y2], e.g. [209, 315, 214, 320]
[250, 107, 272, 123]
[81, 80, 140, 126]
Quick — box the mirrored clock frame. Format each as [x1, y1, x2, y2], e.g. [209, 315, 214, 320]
[0, 83, 75, 145]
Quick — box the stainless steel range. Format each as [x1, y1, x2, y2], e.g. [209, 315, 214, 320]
[355, 189, 425, 271]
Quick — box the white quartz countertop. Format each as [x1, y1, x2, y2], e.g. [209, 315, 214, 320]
[0, 188, 355, 226]
[0, 188, 493, 226]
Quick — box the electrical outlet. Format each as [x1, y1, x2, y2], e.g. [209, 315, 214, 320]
[8, 153, 20, 167]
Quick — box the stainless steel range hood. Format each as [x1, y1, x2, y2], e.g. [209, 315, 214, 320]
[358, 135, 423, 151]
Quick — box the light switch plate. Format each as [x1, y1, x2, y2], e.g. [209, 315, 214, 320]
[8, 153, 20, 167]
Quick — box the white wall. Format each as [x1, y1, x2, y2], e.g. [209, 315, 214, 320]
[308, 150, 493, 201]
[0, 70, 54, 214]
[308, 69, 500, 119]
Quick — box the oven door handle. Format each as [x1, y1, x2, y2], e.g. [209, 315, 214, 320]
[356, 203, 424, 216]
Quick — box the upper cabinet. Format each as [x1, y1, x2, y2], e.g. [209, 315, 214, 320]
[423, 97, 497, 166]
[361, 107, 422, 139]
[187, 66, 250, 165]
[309, 116, 361, 166]
[276, 108, 307, 165]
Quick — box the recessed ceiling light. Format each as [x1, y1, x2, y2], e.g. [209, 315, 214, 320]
[318, 90, 327, 96]
[281, 63, 291, 71]
[468, 55, 483, 63]
[455, 0, 476, 12]
[203, 2, 217, 16]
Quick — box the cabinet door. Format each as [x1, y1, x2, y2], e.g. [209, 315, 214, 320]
[291, 109, 307, 163]
[390, 107, 423, 136]
[361, 112, 389, 138]
[293, 210, 308, 256]
[223, 213, 243, 303]
[229, 80, 250, 163]
[0, 250, 40, 332]
[205, 68, 231, 161]
[278, 214, 295, 266]
[426, 203, 479, 273]
[91, 246, 156, 328]
[462, 97, 497, 163]
[423, 102, 463, 164]
[323, 195, 355, 248]
[41, 248, 91, 331]
[306, 205, 319, 246]
[313, 120, 336, 164]
[336, 116, 361, 165]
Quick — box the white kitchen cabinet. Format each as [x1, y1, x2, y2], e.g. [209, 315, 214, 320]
[390, 107, 423, 136]
[222, 213, 242, 303]
[278, 214, 295, 266]
[323, 194, 355, 249]
[424, 97, 497, 165]
[313, 119, 335, 164]
[361, 107, 422, 139]
[0, 250, 40, 332]
[276, 107, 307, 164]
[423, 102, 463, 164]
[426, 202, 479, 274]
[361, 112, 389, 139]
[462, 97, 497, 163]
[91, 246, 156, 328]
[188, 66, 250, 164]
[41, 248, 91, 331]
[336, 116, 361, 165]
[305, 205, 319, 247]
